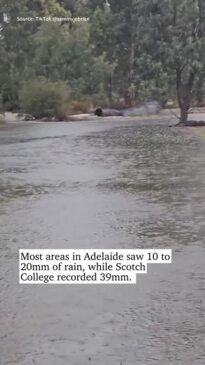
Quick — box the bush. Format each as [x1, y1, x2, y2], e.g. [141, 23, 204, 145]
[92, 86, 110, 108]
[19, 78, 70, 119]
[69, 99, 92, 114]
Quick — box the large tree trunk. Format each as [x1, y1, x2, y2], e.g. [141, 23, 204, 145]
[176, 67, 195, 125]
[179, 103, 189, 124]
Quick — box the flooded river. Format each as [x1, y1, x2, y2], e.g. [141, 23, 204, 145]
[0, 119, 205, 364]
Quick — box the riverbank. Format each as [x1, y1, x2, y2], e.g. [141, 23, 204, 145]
[0, 110, 172, 124]
[2, 107, 205, 126]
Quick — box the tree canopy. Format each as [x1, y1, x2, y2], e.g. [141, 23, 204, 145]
[0, 0, 205, 122]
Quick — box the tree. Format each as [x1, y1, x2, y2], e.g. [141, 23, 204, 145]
[135, 0, 205, 123]
[1, 0, 205, 117]
[19, 77, 70, 119]
[0, 0, 69, 110]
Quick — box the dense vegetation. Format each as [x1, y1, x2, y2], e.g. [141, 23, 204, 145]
[0, 0, 205, 123]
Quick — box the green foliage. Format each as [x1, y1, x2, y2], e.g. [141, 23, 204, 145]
[19, 78, 70, 119]
[132, 0, 205, 120]
[1, 0, 205, 117]
[92, 86, 110, 108]
[32, 20, 113, 101]
[90, 6, 112, 55]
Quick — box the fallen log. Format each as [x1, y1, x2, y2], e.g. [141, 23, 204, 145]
[94, 107, 123, 117]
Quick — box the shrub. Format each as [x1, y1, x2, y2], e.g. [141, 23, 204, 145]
[92, 89, 110, 108]
[19, 78, 70, 119]
[69, 99, 92, 114]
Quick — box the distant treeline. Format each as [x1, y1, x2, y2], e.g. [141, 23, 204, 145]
[0, 0, 205, 123]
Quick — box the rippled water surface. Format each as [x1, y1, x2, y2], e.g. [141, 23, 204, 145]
[0, 119, 205, 365]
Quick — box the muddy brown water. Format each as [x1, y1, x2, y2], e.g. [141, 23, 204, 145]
[0, 119, 205, 365]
